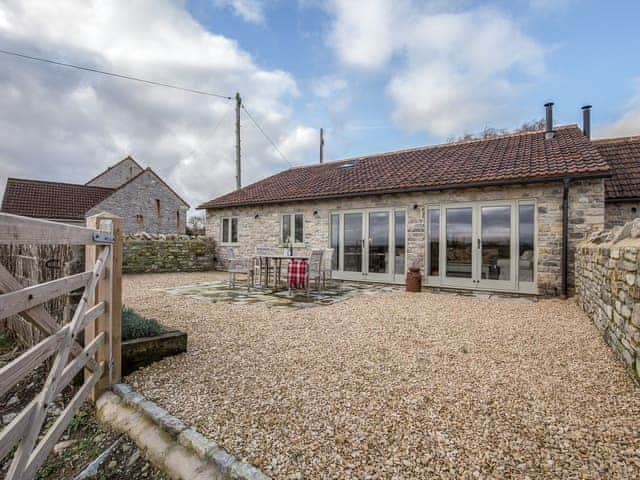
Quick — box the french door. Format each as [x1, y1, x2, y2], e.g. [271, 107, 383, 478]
[427, 200, 536, 293]
[331, 209, 406, 284]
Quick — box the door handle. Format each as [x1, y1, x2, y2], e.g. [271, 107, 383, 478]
[477, 238, 481, 249]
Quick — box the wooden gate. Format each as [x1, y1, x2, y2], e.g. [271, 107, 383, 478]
[0, 212, 122, 480]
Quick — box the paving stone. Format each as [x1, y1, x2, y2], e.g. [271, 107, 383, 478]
[164, 280, 403, 310]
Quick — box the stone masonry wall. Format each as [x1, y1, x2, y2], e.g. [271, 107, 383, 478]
[206, 178, 604, 295]
[87, 170, 188, 235]
[575, 219, 640, 382]
[123, 234, 215, 274]
[87, 157, 143, 188]
[605, 201, 640, 229]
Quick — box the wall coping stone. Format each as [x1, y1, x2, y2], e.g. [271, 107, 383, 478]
[583, 218, 640, 246]
[109, 383, 270, 479]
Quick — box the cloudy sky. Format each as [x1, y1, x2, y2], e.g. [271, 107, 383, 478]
[1, 0, 639, 211]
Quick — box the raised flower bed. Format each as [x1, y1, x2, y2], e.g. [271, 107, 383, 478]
[121, 306, 187, 375]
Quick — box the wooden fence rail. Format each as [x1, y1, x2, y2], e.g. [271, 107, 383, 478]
[0, 212, 122, 480]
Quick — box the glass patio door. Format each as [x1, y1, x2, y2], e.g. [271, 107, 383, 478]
[434, 201, 527, 292]
[331, 209, 406, 284]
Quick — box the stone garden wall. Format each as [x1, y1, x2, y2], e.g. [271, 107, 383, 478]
[123, 234, 215, 274]
[575, 218, 640, 381]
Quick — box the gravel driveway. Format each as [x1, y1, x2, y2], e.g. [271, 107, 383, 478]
[124, 272, 640, 479]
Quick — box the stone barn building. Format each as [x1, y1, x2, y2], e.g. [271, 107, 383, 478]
[200, 104, 640, 297]
[2, 156, 189, 234]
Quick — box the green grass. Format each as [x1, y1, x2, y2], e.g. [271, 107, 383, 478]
[0, 330, 15, 351]
[121, 306, 165, 341]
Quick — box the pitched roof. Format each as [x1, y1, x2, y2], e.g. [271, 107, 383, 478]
[2, 158, 190, 220]
[85, 155, 144, 186]
[1, 178, 114, 220]
[593, 136, 640, 201]
[198, 125, 610, 210]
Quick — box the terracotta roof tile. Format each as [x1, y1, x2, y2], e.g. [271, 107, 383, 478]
[198, 125, 610, 209]
[1, 178, 114, 219]
[594, 136, 640, 200]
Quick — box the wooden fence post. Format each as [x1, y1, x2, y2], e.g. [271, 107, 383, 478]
[85, 213, 122, 400]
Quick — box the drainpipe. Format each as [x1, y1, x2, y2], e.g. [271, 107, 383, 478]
[560, 177, 570, 299]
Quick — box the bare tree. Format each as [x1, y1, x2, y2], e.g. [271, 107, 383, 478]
[187, 213, 205, 236]
[517, 118, 545, 132]
[446, 119, 545, 143]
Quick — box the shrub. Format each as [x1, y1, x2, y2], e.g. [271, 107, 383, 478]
[121, 306, 165, 341]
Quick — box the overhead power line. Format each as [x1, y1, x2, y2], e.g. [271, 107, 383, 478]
[0, 48, 234, 100]
[241, 104, 292, 167]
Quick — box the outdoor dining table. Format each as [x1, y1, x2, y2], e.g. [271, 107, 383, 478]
[254, 254, 309, 289]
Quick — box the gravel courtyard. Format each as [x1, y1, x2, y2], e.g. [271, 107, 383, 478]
[124, 272, 640, 479]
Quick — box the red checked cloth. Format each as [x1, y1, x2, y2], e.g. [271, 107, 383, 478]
[287, 258, 308, 289]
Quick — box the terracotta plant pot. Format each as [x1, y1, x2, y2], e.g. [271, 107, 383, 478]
[406, 267, 422, 293]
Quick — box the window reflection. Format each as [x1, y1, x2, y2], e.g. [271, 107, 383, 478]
[282, 214, 291, 243]
[331, 214, 340, 270]
[446, 208, 473, 278]
[368, 212, 389, 273]
[294, 214, 303, 243]
[344, 213, 363, 272]
[394, 211, 405, 275]
[481, 206, 511, 280]
[428, 209, 440, 276]
[519, 205, 535, 282]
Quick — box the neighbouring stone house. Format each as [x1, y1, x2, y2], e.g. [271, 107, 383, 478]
[1, 156, 189, 234]
[200, 104, 640, 297]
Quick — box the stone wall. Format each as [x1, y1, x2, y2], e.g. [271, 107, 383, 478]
[87, 157, 143, 188]
[605, 201, 640, 229]
[575, 219, 640, 381]
[205, 178, 605, 295]
[123, 234, 215, 274]
[88, 170, 188, 235]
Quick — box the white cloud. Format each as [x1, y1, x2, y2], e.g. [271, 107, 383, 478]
[311, 75, 348, 98]
[598, 84, 640, 138]
[278, 126, 318, 161]
[214, 0, 266, 24]
[324, 1, 546, 136]
[0, 0, 314, 208]
[325, 0, 401, 69]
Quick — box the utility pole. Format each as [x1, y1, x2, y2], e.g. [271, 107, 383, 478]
[319, 127, 324, 164]
[235, 92, 242, 189]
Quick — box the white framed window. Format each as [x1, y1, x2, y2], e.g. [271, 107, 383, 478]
[281, 213, 304, 245]
[221, 217, 238, 244]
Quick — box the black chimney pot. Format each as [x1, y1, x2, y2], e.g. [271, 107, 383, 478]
[582, 105, 592, 140]
[545, 102, 555, 139]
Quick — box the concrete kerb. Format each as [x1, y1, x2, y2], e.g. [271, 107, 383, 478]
[96, 383, 270, 480]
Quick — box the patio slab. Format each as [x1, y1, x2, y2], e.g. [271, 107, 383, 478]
[162, 279, 403, 309]
[124, 272, 640, 479]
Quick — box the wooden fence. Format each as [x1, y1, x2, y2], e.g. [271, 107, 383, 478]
[0, 212, 122, 480]
[0, 243, 76, 347]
